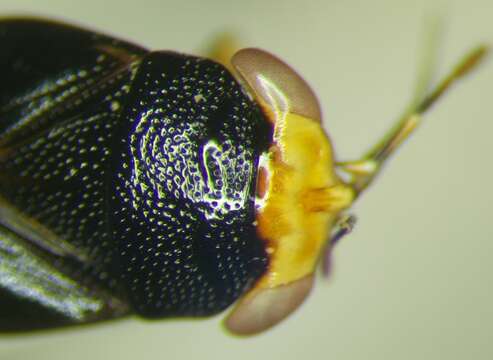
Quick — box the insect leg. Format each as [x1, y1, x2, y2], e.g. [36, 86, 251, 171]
[203, 33, 240, 73]
[322, 214, 357, 277]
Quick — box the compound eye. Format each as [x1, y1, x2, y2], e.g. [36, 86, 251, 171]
[224, 274, 314, 335]
[231, 48, 322, 122]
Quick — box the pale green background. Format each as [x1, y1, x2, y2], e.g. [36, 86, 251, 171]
[0, 0, 492, 359]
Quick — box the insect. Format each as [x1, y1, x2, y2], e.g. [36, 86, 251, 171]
[0, 17, 487, 336]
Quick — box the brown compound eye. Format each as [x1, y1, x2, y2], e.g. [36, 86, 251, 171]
[224, 274, 314, 335]
[231, 48, 322, 123]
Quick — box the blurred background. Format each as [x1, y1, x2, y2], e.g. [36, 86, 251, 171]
[0, 0, 492, 359]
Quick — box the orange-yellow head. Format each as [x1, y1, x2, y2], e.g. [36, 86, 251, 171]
[224, 49, 355, 335]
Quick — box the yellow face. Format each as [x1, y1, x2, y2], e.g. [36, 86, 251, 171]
[224, 49, 354, 335]
[256, 112, 354, 288]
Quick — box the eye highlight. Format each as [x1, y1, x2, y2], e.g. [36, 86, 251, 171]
[231, 48, 322, 123]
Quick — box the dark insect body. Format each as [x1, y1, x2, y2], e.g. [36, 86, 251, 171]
[0, 19, 270, 330]
[0, 18, 487, 335]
